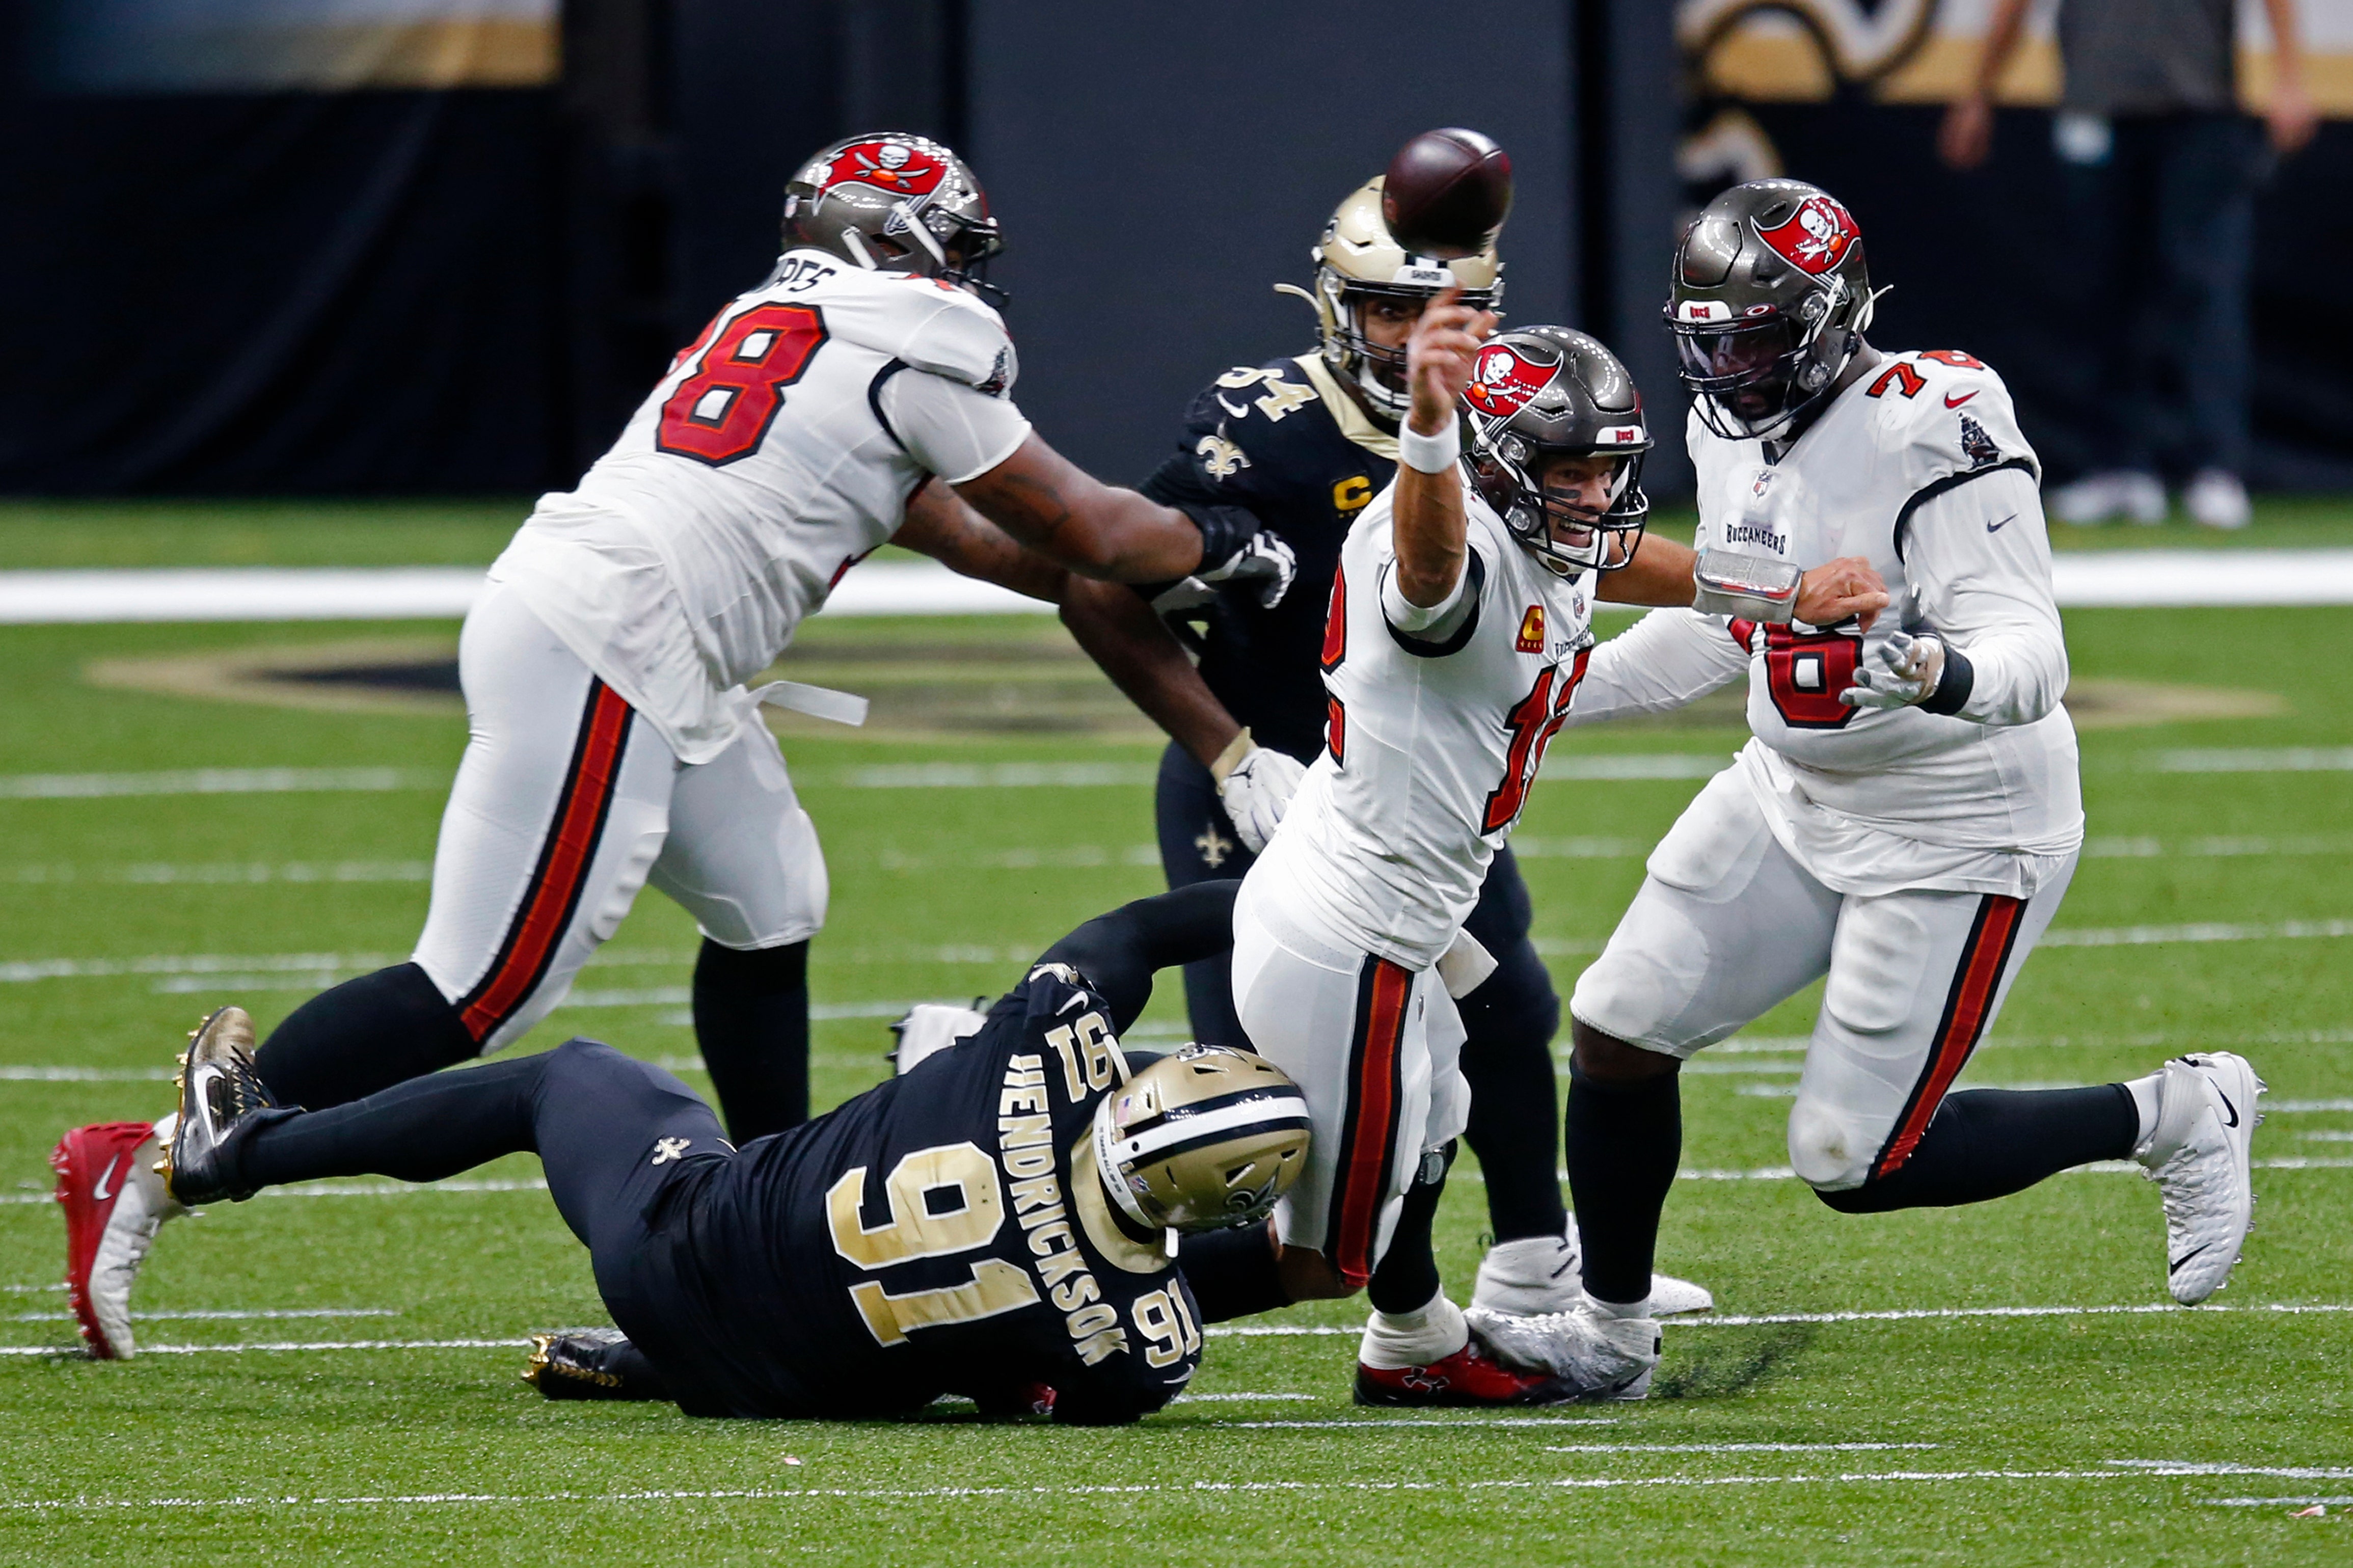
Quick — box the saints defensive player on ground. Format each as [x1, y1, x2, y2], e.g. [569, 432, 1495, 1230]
[52, 130, 1301, 1361]
[147, 885, 1309, 1423]
[1526, 181, 2265, 1397]
[1060, 166, 1711, 1329]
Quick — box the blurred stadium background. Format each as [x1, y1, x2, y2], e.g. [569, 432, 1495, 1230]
[3, 0, 2349, 501]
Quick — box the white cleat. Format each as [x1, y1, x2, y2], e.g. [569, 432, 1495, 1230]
[2135, 1052, 2264, 1306]
[1464, 1302, 1660, 1401]
[1471, 1228, 1715, 1319]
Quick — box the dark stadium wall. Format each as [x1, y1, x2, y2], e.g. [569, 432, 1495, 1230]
[4, 0, 2346, 497]
[961, 0, 1578, 491]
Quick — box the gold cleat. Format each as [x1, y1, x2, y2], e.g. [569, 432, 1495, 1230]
[155, 1008, 263, 1204]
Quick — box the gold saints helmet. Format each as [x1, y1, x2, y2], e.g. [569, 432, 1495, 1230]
[1278, 177, 1505, 424]
[1072, 1045, 1311, 1271]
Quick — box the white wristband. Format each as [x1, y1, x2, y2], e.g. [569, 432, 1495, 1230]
[1397, 413, 1460, 474]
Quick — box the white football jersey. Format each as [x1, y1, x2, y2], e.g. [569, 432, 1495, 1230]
[1248, 479, 1599, 969]
[1569, 348, 2082, 898]
[489, 250, 1032, 762]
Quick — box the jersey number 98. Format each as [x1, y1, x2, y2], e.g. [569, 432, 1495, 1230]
[657, 304, 830, 467]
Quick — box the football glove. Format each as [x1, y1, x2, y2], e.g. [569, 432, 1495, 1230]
[1840, 630, 1948, 710]
[1182, 503, 1298, 609]
[1211, 731, 1306, 855]
[888, 1002, 989, 1075]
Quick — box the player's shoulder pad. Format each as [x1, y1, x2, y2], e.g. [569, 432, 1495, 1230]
[1869, 349, 2039, 492]
[1016, 962, 1128, 1090]
[794, 258, 1018, 395]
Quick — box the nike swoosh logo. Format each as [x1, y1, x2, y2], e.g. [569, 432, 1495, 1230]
[1057, 993, 1087, 1016]
[2217, 1090, 2239, 1128]
[1215, 395, 1251, 419]
[1945, 390, 1979, 408]
[92, 1156, 121, 1202]
[2169, 1242, 2212, 1276]
[1986, 513, 2015, 534]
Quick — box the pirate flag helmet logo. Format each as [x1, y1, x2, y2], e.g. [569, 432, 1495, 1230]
[1752, 193, 1859, 278]
[1466, 342, 1557, 418]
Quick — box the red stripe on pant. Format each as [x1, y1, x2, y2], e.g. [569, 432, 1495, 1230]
[1870, 894, 2027, 1180]
[1327, 957, 1412, 1288]
[457, 681, 635, 1043]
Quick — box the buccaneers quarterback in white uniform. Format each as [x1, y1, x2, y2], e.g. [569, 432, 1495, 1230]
[1540, 181, 2265, 1396]
[1232, 298, 1883, 1404]
[51, 132, 1295, 1360]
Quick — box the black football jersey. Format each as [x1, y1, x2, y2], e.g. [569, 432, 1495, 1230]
[653, 965, 1204, 1424]
[1139, 354, 1397, 763]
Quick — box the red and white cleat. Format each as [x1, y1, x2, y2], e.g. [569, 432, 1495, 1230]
[51, 1119, 186, 1360]
[1354, 1338, 1577, 1407]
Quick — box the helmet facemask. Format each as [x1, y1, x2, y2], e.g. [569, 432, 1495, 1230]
[1669, 280, 1861, 441]
[1316, 268, 1497, 423]
[1467, 434, 1649, 577]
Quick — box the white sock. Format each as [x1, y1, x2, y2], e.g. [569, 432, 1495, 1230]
[1589, 1293, 1651, 1321]
[1359, 1289, 1468, 1370]
[150, 1111, 178, 1145]
[2124, 1072, 2165, 1155]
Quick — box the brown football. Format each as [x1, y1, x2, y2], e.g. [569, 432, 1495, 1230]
[1381, 128, 1513, 258]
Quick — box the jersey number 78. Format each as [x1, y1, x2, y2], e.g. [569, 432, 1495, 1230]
[657, 304, 830, 467]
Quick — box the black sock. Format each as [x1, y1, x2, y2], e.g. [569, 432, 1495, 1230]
[1178, 1221, 1288, 1322]
[1566, 1061, 1682, 1305]
[692, 939, 809, 1142]
[1455, 941, 1567, 1242]
[1368, 1142, 1456, 1315]
[236, 1052, 550, 1191]
[1816, 1085, 2140, 1213]
[253, 962, 478, 1111]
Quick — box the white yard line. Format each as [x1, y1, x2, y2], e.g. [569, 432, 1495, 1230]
[1540, 1442, 1937, 1454]
[2, 1465, 2328, 1512]
[9, 1300, 390, 1309]
[4, 861, 434, 885]
[0, 1337, 525, 1358]
[0, 768, 446, 799]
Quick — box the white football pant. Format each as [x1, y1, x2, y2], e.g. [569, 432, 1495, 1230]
[412, 582, 828, 1054]
[1571, 766, 2076, 1192]
[1231, 874, 1470, 1286]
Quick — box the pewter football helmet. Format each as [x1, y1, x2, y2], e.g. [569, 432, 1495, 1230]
[782, 133, 1004, 304]
[1666, 179, 1879, 441]
[1460, 326, 1651, 576]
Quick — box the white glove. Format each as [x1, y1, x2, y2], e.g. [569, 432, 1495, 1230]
[1196, 529, 1299, 609]
[1211, 731, 1306, 855]
[888, 1003, 988, 1075]
[1840, 630, 1948, 710]
[1147, 576, 1219, 615]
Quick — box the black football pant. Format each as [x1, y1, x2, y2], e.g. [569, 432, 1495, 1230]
[231, 1039, 726, 1389]
[1157, 742, 1567, 1242]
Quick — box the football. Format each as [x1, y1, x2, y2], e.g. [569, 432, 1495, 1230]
[1381, 127, 1513, 257]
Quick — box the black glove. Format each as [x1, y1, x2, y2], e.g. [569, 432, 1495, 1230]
[1178, 503, 1299, 609]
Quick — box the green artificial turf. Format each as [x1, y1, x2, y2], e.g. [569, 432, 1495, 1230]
[0, 571, 2348, 1561]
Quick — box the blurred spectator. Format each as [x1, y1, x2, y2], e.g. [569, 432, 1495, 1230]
[1940, 0, 2317, 529]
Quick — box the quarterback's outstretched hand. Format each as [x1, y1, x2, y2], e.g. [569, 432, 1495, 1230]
[1405, 285, 1498, 436]
[1212, 733, 1306, 855]
[1841, 630, 1948, 710]
[1196, 526, 1300, 609]
[1795, 556, 1889, 632]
